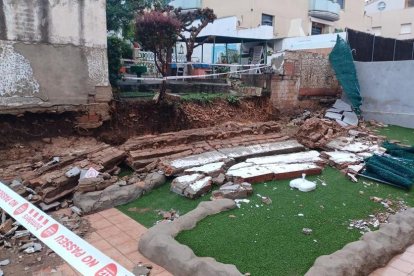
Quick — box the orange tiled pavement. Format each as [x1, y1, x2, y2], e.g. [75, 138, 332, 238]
[370, 245, 414, 276]
[33, 208, 172, 276]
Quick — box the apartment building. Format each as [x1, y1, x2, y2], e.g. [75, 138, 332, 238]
[365, 0, 414, 39]
[171, 0, 367, 38]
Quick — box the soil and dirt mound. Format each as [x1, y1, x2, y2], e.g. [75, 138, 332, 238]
[0, 98, 272, 147]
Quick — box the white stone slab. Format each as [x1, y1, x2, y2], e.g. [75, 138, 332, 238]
[343, 111, 359, 126]
[325, 151, 363, 165]
[246, 151, 321, 165]
[333, 99, 352, 112]
[226, 165, 273, 179]
[218, 140, 305, 160]
[169, 151, 227, 170]
[263, 163, 322, 174]
[185, 162, 225, 174]
[227, 162, 254, 172]
[189, 177, 212, 191]
[325, 112, 343, 121]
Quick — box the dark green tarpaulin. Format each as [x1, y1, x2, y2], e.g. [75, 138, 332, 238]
[329, 36, 362, 114]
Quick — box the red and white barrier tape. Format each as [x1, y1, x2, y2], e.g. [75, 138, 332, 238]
[0, 182, 134, 276]
[123, 65, 271, 81]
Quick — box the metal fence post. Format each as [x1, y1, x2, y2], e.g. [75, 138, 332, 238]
[412, 42, 414, 60]
[371, 34, 376, 62]
[392, 39, 396, 61]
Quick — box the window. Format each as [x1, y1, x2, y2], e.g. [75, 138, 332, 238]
[406, 0, 414, 8]
[372, 26, 382, 36]
[311, 22, 324, 35]
[261, 14, 274, 26]
[336, 0, 345, 9]
[401, 23, 412, 34]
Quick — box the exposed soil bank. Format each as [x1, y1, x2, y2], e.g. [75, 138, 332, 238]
[0, 97, 272, 147]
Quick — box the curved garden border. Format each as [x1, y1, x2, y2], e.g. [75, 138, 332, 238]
[138, 199, 243, 276]
[306, 208, 414, 275]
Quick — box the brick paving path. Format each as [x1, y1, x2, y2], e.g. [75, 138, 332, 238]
[33, 208, 172, 276]
[371, 245, 414, 276]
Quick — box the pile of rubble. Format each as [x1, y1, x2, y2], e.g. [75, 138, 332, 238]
[0, 206, 89, 272]
[348, 196, 408, 233]
[296, 117, 346, 149]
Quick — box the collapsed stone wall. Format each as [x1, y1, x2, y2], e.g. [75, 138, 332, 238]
[0, 0, 112, 121]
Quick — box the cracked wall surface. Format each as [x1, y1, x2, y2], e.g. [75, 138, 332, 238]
[0, 0, 110, 113]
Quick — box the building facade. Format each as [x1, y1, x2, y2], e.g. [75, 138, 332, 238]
[171, 0, 368, 38]
[365, 0, 414, 39]
[0, 0, 112, 122]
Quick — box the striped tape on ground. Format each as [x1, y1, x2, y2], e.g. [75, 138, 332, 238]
[0, 181, 134, 276]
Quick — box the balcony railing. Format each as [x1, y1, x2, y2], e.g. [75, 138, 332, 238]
[169, 0, 202, 10]
[309, 0, 340, 21]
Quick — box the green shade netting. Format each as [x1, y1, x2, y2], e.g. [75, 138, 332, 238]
[329, 35, 362, 114]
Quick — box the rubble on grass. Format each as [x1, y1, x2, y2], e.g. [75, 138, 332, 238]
[302, 228, 313, 235]
[212, 182, 253, 200]
[348, 197, 409, 233]
[157, 209, 180, 222]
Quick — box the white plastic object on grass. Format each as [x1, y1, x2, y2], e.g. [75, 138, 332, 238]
[289, 174, 317, 192]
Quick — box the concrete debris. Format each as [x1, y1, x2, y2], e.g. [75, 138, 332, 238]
[325, 100, 358, 127]
[0, 260, 9, 266]
[157, 209, 179, 222]
[343, 112, 359, 126]
[212, 173, 226, 186]
[302, 228, 313, 235]
[261, 196, 272, 205]
[70, 206, 83, 216]
[333, 99, 353, 112]
[325, 112, 343, 121]
[185, 162, 225, 178]
[321, 152, 363, 169]
[234, 199, 250, 208]
[132, 264, 151, 276]
[65, 167, 81, 178]
[212, 182, 253, 200]
[39, 202, 60, 212]
[227, 163, 323, 184]
[290, 174, 317, 192]
[246, 151, 323, 166]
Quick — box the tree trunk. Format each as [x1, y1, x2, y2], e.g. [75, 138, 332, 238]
[157, 79, 167, 104]
[186, 50, 193, 76]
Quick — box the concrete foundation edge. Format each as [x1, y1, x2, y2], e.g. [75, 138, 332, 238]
[306, 208, 414, 276]
[138, 199, 243, 276]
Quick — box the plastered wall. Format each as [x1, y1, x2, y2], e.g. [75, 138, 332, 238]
[0, 0, 111, 113]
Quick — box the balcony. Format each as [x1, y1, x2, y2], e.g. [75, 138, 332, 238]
[309, 0, 340, 22]
[169, 0, 202, 10]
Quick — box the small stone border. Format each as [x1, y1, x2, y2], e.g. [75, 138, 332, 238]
[306, 208, 414, 276]
[138, 199, 243, 276]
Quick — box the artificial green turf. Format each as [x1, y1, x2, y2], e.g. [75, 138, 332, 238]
[117, 182, 209, 228]
[118, 124, 414, 275]
[378, 125, 414, 145]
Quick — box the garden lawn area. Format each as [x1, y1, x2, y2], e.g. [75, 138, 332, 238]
[118, 125, 414, 276]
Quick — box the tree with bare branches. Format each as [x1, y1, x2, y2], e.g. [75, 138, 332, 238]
[174, 8, 217, 72]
